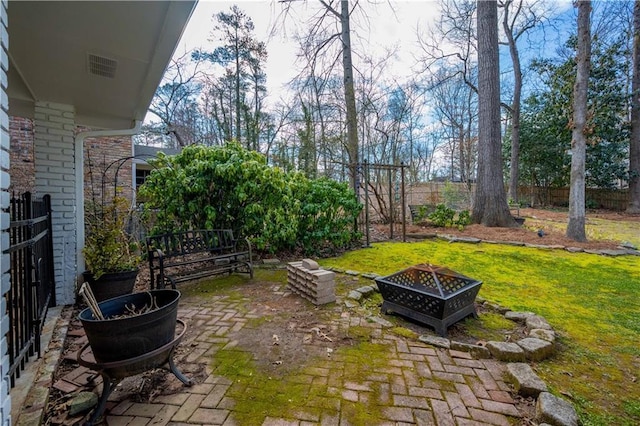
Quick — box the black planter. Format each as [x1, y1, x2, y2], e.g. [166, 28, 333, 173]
[78, 289, 181, 363]
[513, 216, 525, 226]
[82, 269, 139, 302]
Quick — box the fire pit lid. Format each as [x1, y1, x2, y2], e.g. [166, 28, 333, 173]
[379, 263, 481, 299]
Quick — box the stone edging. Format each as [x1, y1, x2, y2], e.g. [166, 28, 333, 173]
[13, 306, 72, 426]
[406, 233, 640, 257]
[339, 269, 579, 426]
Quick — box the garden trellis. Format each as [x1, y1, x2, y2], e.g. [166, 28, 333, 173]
[360, 161, 409, 246]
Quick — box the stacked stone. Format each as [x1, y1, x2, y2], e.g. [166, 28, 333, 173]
[287, 259, 336, 305]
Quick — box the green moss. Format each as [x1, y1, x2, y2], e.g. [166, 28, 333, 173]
[458, 312, 516, 342]
[179, 274, 249, 298]
[623, 399, 640, 419]
[253, 268, 288, 282]
[320, 240, 640, 424]
[360, 292, 383, 311]
[345, 325, 374, 340]
[391, 326, 418, 339]
[210, 338, 392, 424]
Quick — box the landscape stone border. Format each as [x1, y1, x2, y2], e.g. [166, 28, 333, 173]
[405, 232, 639, 256]
[339, 268, 580, 426]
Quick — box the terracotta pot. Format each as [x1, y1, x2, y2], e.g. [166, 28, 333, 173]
[82, 269, 139, 302]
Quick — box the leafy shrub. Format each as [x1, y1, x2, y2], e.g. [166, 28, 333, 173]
[428, 204, 471, 229]
[586, 198, 599, 209]
[416, 204, 436, 221]
[428, 204, 456, 227]
[291, 174, 362, 255]
[456, 210, 471, 227]
[139, 142, 361, 255]
[83, 195, 141, 278]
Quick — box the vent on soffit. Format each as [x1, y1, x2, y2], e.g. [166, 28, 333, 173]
[87, 53, 117, 79]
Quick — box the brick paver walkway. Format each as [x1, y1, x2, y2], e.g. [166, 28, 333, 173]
[91, 287, 525, 426]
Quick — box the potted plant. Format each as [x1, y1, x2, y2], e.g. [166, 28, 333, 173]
[82, 193, 142, 302]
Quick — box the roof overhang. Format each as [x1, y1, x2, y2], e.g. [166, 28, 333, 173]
[7, 1, 197, 129]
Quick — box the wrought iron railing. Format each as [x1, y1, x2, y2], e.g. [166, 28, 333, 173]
[4, 192, 55, 387]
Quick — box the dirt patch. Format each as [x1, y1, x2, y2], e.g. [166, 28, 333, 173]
[209, 280, 378, 377]
[376, 207, 637, 250]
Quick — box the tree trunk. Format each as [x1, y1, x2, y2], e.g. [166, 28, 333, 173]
[567, 1, 591, 241]
[235, 28, 242, 143]
[472, 0, 514, 227]
[341, 0, 359, 192]
[458, 125, 466, 182]
[503, 1, 522, 204]
[628, 0, 640, 213]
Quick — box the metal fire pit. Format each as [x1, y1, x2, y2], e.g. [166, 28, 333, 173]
[375, 264, 482, 337]
[77, 319, 193, 425]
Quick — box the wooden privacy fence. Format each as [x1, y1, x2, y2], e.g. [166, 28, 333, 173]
[404, 183, 630, 211]
[4, 192, 55, 387]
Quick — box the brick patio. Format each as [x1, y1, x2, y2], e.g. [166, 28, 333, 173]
[20, 274, 532, 425]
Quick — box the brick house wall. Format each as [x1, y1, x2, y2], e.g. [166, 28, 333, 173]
[9, 115, 134, 306]
[84, 135, 134, 205]
[8, 117, 34, 193]
[8, 117, 134, 203]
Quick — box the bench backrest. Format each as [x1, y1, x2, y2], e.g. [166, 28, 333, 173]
[146, 229, 237, 259]
[409, 204, 436, 221]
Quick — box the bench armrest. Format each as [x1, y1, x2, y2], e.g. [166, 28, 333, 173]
[147, 247, 167, 290]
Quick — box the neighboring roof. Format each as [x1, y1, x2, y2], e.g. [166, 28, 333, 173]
[134, 144, 180, 163]
[7, 1, 197, 129]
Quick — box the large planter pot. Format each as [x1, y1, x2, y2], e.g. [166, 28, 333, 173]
[78, 289, 181, 363]
[82, 269, 139, 302]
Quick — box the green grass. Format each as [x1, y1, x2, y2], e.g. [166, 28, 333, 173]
[321, 239, 640, 425]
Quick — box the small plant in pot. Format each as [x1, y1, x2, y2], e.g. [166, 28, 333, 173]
[82, 193, 141, 302]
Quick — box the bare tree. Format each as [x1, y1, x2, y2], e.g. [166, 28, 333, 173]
[499, 0, 551, 203]
[473, 0, 514, 226]
[430, 68, 478, 185]
[279, 0, 360, 190]
[147, 52, 204, 147]
[628, 0, 640, 214]
[567, 0, 591, 241]
[196, 6, 268, 147]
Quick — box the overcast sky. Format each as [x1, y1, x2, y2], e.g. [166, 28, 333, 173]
[174, 1, 444, 100]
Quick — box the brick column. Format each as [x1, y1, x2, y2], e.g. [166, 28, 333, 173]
[34, 102, 77, 305]
[0, 0, 11, 423]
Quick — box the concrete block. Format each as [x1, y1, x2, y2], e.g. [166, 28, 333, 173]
[302, 259, 319, 270]
[312, 270, 335, 282]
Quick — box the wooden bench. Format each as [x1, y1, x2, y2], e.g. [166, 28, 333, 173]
[408, 204, 436, 223]
[146, 229, 253, 289]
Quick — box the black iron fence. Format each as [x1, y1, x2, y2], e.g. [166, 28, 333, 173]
[5, 192, 55, 387]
